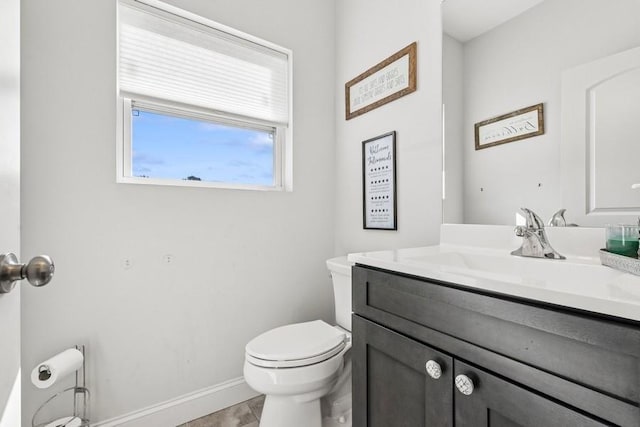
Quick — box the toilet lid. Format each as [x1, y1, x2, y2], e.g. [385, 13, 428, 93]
[245, 320, 346, 368]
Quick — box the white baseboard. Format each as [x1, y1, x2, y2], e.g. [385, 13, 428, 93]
[93, 377, 259, 427]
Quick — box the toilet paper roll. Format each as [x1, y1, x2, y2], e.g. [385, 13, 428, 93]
[31, 348, 83, 389]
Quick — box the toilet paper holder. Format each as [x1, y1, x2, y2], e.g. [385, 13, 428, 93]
[32, 345, 90, 427]
[38, 365, 52, 381]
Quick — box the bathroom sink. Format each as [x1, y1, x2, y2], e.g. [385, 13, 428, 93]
[404, 249, 633, 300]
[348, 224, 640, 321]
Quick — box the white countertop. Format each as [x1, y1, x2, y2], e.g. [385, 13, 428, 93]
[347, 224, 640, 322]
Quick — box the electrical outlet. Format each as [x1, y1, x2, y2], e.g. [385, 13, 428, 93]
[163, 254, 174, 264]
[121, 258, 133, 270]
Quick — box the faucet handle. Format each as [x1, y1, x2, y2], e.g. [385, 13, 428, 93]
[514, 225, 527, 237]
[520, 208, 545, 229]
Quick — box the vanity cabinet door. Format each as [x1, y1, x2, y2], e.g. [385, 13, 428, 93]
[353, 315, 453, 427]
[454, 360, 610, 427]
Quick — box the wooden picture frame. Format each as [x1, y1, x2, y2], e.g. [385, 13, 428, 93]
[474, 103, 544, 150]
[362, 131, 397, 230]
[346, 42, 417, 120]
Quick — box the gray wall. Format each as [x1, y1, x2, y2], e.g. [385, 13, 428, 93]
[21, 0, 336, 422]
[442, 34, 464, 224]
[447, 0, 640, 225]
[334, 0, 443, 255]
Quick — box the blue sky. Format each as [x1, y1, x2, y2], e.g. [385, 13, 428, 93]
[132, 110, 274, 185]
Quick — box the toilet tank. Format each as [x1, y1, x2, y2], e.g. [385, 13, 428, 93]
[326, 256, 353, 332]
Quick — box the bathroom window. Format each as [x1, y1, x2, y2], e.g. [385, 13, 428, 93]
[116, 0, 292, 190]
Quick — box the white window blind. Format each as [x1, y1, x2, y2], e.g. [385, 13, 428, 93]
[118, 0, 290, 125]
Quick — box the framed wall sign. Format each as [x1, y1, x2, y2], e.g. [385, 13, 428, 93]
[363, 131, 397, 230]
[474, 103, 544, 150]
[345, 42, 417, 120]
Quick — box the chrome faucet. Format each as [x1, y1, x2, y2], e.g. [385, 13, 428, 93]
[511, 208, 565, 260]
[548, 208, 578, 227]
[548, 208, 568, 227]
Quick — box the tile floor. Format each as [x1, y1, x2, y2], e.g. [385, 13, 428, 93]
[178, 395, 265, 427]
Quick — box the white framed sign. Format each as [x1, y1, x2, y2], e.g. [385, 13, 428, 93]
[363, 131, 397, 230]
[475, 103, 545, 150]
[345, 43, 417, 120]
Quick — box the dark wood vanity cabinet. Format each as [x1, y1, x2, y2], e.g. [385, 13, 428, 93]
[352, 265, 640, 427]
[452, 359, 610, 427]
[353, 314, 453, 427]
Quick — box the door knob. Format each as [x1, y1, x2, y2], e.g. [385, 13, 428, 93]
[0, 253, 54, 294]
[455, 374, 475, 396]
[425, 360, 442, 379]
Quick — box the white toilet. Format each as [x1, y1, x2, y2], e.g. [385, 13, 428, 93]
[243, 256, 353, 427]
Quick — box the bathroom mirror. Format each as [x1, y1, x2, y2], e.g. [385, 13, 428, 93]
[442, 0, 640, 226]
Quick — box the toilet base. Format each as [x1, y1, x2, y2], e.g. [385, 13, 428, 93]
[260, 395, 321, 427]
[322, 409, 352, 427]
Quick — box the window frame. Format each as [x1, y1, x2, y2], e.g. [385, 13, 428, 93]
[115, 0, 293, 192]
[117, 97, 288, 190]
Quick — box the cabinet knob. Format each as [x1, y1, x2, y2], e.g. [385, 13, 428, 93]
[455, 374, 475, 395]
[425, 360, 442, 380]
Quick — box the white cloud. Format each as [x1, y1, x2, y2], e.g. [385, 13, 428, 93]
[249, 132, 273, 147]
[198, 122, 228, 132]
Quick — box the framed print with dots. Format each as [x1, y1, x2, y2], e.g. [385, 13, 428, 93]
[362, 131, 397, 230]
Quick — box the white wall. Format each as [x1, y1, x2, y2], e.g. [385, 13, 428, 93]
[334, 0, 443, 254]
[449, 0, 640, 225]
[21, 0, 336, 423]
[442, 34, 464, 224]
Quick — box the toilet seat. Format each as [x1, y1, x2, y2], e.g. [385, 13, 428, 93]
[245, 320, 346, 368]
